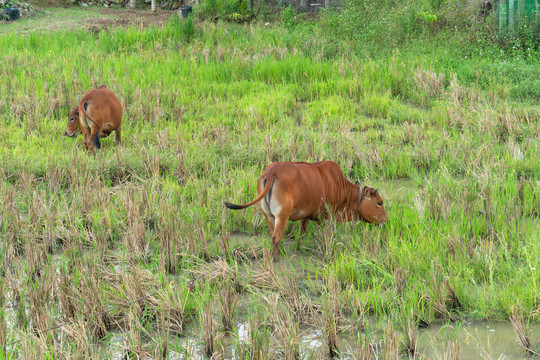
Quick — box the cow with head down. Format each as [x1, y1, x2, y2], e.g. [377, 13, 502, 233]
[64, 85, 122, 151]
[225, 161, 388, 262]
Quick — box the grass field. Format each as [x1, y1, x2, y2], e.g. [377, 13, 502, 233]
[0, 3, 539, 358]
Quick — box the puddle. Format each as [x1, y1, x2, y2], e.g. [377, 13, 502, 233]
[164, 321, 369, 360]
[229, 231, 265, 244]
[168, 321, 540, 360]
[107, 329, 201, 360]
[4, 267, 537, 360]
[5, 232, 537, 360]
[229, 231, 322, 277]
[419, 321, 540, 359]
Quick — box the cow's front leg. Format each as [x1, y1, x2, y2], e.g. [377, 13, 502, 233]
[81, 126, 91, 150]
[115, 126, 121, 144]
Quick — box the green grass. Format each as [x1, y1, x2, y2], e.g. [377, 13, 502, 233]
[0, 4, 539, 358]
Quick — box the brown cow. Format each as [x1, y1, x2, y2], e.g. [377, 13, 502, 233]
[64, 85, 122, 150]
[225, 161, 388, 262]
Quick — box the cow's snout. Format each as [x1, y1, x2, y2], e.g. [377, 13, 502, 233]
[63, 131, 68, 136]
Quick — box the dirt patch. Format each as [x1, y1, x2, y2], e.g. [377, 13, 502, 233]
[8, 7, 177, 34]
[84, 8, 175, 32]
[91, 8, 174, 30]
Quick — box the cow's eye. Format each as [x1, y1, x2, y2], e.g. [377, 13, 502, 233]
[69, 117, 74, 123]
[377, 202, 383, 206]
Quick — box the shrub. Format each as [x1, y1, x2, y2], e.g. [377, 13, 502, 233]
[281, 4, 297, 29]
[197, 0, 256, 23]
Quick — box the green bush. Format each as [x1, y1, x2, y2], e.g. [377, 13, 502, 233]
[0, 0, 15, 9]
[318, 0, 539, 59]
[197, 0, 255, 23]
[281, 4, 297, 28]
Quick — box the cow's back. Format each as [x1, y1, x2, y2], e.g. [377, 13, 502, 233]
[262, 161, 348, 219]
[81, 87, 122, 126]
[312, 161, 350, 203]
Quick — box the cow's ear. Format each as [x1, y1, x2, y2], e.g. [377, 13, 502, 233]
[363, 187, 371, 199]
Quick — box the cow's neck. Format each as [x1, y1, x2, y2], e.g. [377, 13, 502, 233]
[349, 183, 363, 221]
[328, 180, 361, 222]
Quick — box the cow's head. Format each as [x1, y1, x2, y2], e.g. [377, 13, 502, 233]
[356, 186, 388, 226]
[64, 107, 80, 137]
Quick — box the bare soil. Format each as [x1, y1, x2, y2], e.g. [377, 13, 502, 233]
[87, 8, 175, 32]
[7, 7, 177, 34]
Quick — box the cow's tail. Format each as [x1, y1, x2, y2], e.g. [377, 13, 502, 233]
[225, 174, 274, 210]
[80, 98, 101, 149]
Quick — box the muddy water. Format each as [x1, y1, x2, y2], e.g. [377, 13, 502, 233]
[229, 231, 266, 246]
[105, 321, 538, 359]
[419, 321, 540, 359]
[175, 321, 538, 359]
[7, 235, 537, 359]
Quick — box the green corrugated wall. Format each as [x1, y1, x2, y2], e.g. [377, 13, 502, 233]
[497, 0, 540, 35]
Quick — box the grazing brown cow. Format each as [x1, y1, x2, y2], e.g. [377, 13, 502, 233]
[64, 85, 122, 150]
[225, 161, 388, 262]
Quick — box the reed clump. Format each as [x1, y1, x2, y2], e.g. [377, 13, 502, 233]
[510, 306, 537, 357]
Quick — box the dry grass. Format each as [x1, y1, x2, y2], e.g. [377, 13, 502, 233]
[188, 258, 237, 289]
[218, 274, 238, 333]
[122, 308, 151, 360]
[277, 273, 315, 325]
[158, 207, 182, 274]
[425, 265, 461, 322]
[314, 213, 341, 263]
[435, 339, 460, 360]
[382, 325, 400, 360]
[394, 267, 409, 299]
[246, 314, 270, 360]
[27, 263, 55, 343]
[107, 266, 159, 322]
[510, 306, 537, 357]
[156, 287, 187, 336]
[19, 331, 51, 359]
[201, 301, 216, 358]
[0, 282, 6, 354]
[62, 319, 96, 359]
[402, 309, 418, 360]
[271, 295, 301, 360]
[353, 332, 381, 360]
[413, 68, 445, 104]
[121, 189, 151, 265]
[322, 274, 341, 358]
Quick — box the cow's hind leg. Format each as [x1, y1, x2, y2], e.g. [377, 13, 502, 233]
[262, 212, 275, 235]
[271, 214, 289, 262]
[261, 206, 278, 258]
[85, 122, 101, 152]
[89, 125, 101, 150]
[260, 186, 276, 243]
